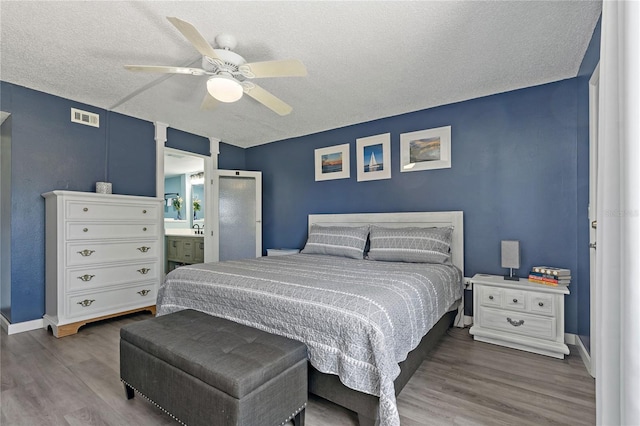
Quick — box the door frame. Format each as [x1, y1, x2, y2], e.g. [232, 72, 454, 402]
[154, 122, 220, 264]
[587, 62, 600, 378]
[214, 170, 262, 261]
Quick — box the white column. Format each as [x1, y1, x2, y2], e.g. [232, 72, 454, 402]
[154, 122, 168, 199]
[205, 137, 220, 262]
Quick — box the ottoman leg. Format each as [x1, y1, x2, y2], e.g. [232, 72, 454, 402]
[293, 408, 305, 426]
[124, 383, 135, 400]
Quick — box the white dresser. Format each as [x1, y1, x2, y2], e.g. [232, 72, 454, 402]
[42, 191, 163, 337]
[469, 274, 570, 359]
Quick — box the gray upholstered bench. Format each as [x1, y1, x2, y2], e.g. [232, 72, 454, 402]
[120, 309, 308, 426]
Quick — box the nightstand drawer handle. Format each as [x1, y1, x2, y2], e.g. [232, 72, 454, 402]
[137, 268, 151, 275]
[137, 289, 151, 296]
[512, 298, 518, 303]
[142, 209, 147, 214]
[137, 246, 151, 253]
[488, 295, 494, 300]
[538, 302, 544, 307]
[506, 317, 525, 327]
[142, 227, 147, 232]
[77, 249, 95, 257]
[77, 299, 95, 307]
[83, 228, 89, 232]
[77, 274, 95, 282]
[83, 207, 88, 212]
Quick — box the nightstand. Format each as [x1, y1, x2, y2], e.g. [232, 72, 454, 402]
[469, 273, 570, 359]
[266, 248, 300, 256]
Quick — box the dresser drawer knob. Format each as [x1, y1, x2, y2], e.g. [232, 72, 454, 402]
[488, 295, 494, 300]
[137, 246, 151, 253]
[77, 249, 95, 257]
[77, 299, 95, 307]
[137, 268, 151, 275]
[507, 317, 525, 327]
[538, 301, 544, 307]
[142, 227, 147, 232]
[77, 274, 95, 282]
[83, 228, 88, 233]
[512, 298, 518, 303]
[83, 207, 88, 212]
[137, 289, 151, 296]
[142, 209, 147, 214]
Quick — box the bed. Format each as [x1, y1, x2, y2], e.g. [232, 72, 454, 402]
[157, 211, 464, 426]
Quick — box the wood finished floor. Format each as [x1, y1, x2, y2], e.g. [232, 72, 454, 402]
[1, 312, 595, 425]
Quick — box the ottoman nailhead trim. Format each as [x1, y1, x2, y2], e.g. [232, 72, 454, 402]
[279, 402, 307, 426]
[121, 379, 187, 426]
[123, 379, 306, 426]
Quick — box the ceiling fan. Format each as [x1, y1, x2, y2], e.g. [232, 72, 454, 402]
[125, 17, 307, 116]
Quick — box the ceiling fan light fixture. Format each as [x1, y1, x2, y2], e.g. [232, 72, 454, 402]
[207, 75, 243, 103]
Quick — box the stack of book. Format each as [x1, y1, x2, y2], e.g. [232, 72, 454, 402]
[528, 266, 571, 286]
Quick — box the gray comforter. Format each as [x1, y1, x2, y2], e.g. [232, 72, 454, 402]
[157, 253, 462, 426]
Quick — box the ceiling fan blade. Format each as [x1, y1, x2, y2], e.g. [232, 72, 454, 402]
[166, 17, 219, 60]
[200, 92, 219, 110]
[244, 83, 293, 116]
[124, 65, 208, 75]
[239, 59, 307, 79]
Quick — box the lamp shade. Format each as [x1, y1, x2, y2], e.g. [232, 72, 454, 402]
[207, 75, 243, 103]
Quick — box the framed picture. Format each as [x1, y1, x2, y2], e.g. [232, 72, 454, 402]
[400, 125, 451, 172]
[356, 133, 391, 182]
[314, 143, 350, 181]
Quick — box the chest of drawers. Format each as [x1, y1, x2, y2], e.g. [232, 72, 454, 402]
[469, 274, 570, 359]
[42, 191, 163, 337]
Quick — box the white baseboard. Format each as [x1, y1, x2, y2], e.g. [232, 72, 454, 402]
[575, 335, 594, 378]
[564, 332, 594, 377]
[564, 332, 576, 345]
[1, 315, 44, 335]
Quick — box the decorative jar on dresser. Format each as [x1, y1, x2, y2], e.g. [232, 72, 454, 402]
[42, 191, 163, 337]
[469, 273, 570, 359]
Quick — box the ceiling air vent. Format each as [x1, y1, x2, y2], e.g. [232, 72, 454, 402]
[70, 108, 99, 128]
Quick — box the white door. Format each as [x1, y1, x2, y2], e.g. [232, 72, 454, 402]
[213, 170, 262, 261]
[587, 63, 599, 378]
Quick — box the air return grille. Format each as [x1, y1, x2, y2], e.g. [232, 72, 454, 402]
[71, 108, 99, 128]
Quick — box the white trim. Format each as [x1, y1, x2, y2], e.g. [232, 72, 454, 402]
[205, 138, 220, 263]
[576, 334, 594, 378]
[0, 111, 10, 125]
[588, 62, 599, 379]
[564, 332, 576, 345]
[154, 122, 168, 199]
[1, 315, 44, 335]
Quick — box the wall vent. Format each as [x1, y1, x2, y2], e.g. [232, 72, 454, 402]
[70, 108, 99, 128]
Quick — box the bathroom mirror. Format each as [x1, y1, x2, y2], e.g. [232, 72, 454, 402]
[164, 149, 205, 233]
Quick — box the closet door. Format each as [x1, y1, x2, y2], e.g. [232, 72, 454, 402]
[216, 170, 262, 261]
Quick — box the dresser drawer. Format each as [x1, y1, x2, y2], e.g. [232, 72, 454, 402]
[67, 240, 159, 266]
[502, 289, 526, 311]
[66, 283, 157, 319]
[479, 286, 502, 307]
[67, 223, 158, 240]
[478, 306, 556, 341]
[66, 262, 159, 292]
[66, 200, 158, 221]
[529, 293, 554, 315]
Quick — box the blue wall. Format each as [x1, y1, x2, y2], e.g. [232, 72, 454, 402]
[0, 82, 244, 323]
[247, 79, 584, 333]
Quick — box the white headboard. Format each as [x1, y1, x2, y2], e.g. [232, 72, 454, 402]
[308, 211, 464, 276]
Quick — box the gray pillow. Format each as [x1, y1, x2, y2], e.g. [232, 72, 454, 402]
[367, 226, 453, 263]
[301, 225, 369, 259]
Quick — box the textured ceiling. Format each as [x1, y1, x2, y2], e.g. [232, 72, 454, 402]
[0, 1, 601, 148]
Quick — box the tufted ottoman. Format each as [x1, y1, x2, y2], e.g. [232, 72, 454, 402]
[120, 309, 308, 426]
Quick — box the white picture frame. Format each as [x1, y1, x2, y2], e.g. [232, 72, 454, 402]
[400, 125, 451, 172]
[356, 133, 391, 182]
[314, 143, 350, 181]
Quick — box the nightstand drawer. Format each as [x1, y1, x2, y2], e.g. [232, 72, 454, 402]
[503, 289, 526, 311]
[479, 286, 502, 307]
[530, 293, 554, 315]
[478, 306, 556, 341]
